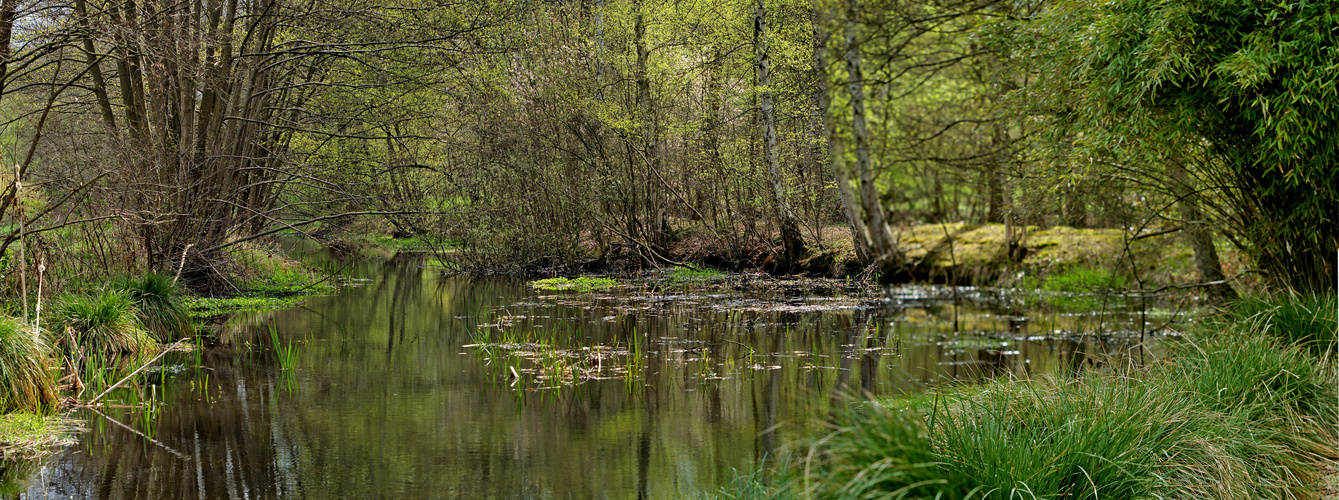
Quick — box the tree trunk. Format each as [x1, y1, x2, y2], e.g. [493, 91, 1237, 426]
[811, 4, 869, 263]
[844, 1, 903, 279]
[755, 0, 805, 270]
[1171, 161, 1237, 301]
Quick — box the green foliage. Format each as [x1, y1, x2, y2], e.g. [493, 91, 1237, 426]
[1042, 266, 1127, 293]
[528, 277, 618, 292]
[186, 295, 312, 317]
[1165, 321, 1336, 423]
[111, 272, 194, 341]
[0, 317, 58, 413]
[51, 290, 154, 354]
[1021, 0, 1339, 292]
[245, 266, 336, 296]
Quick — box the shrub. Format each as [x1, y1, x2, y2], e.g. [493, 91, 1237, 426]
[0, 316, 58, 413]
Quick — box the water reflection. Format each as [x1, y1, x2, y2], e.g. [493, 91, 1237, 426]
[9, 247, 1186, 499]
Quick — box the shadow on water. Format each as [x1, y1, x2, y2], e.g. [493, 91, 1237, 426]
[6, 243, 1194, 498]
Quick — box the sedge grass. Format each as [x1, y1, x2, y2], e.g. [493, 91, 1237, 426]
[0, 317, 58, 413]
[782, 303, 1337, 499]
[1226, 293, 1337, 360]
[111, 272, 194, 341]
[51, 290, 154, 354]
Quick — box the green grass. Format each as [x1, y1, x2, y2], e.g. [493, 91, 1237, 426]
[111, 272, 194, 341]
[0, 317, 57, 413]
[50, 290, 154, 354]
[737, 301, 1337, 499]
[1043, 266, 1128, 293]
[244, 266, 336, 296]
[529, 276, 617, 292]
[1225, 293, 1336, 360]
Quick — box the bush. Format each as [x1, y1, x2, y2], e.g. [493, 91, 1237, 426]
[51, 290, 154, 354]
[0, 317, 58, 413]
[111, 272, 194, 341]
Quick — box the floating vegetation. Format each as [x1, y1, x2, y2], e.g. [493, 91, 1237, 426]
[529, 277, 618, 292]
[466, 340, 642, 387]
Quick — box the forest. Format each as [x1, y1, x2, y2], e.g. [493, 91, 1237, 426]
[0, 0, 1336, 497]
[0, 0, 1332, 295]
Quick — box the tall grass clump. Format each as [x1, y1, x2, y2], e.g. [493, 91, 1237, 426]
[1226, 293, 1337, 360]
[789, 302, 1337, 499]
[0, 316, 58, 413]
[51, 290, 154, 354]
[111, 272, 194, 341]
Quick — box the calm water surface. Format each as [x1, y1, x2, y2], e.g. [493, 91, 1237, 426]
[7, 247, 1188, 499]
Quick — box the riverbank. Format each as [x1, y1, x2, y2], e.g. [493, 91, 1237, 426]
[717, 294, 1337, 499]
[0, 239, 337, 463]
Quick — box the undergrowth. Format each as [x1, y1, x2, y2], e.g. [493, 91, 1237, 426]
[111, 272, 194, 341]
[49, 290, 154, 355]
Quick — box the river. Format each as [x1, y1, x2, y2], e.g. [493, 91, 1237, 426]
[4, 245, 1183, 499]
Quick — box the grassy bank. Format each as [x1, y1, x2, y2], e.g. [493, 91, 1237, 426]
[718, 294, 1337, 499]
[1, 240, 336, 458]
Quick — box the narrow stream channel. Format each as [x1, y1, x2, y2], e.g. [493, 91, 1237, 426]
[7, 246, 1189, 498]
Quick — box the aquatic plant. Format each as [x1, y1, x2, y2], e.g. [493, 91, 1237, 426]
[529, 276, 617, 292]
[0, 317, 58, 413]
[269, 324, 298, 371]
[111, 272, 194, 341]
[51, 290, 155, 354]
